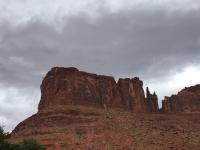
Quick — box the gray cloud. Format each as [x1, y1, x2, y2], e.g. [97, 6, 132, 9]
[0, 87, 40, 131]
[1, 8, 200, 85]
[1, 1, 200, 131]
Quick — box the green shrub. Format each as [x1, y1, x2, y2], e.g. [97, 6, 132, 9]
[0, 126, 10, 141]
[19, 139, 45, 150]
[75, 128, 87, 138]
[0, 126, 46, 150]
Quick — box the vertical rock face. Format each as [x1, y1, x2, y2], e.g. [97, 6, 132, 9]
[39, 67, 117, 110]
[146, 87, 159, 112]
[162, 96, 171, 113]
[162, 85, 200, 113]
[38, 67, 151, 112]
[9, 67, 200, 150]
[117, 78, 147, 112]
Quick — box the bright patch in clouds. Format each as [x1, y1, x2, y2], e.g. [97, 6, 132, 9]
[147, 65, 200, 106]
[0, 87, 40, 131]
[170, 65, 200, 88]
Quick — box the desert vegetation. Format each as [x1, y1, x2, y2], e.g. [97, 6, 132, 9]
[0, 126, 45, 150]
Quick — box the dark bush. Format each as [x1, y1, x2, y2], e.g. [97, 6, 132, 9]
[19, 139, 45, 150]
[0, 126, 46, 150]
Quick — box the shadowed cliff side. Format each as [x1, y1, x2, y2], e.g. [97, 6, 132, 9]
[146, 87, 159, 112]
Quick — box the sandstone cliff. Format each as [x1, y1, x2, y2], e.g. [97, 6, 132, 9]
[38, 67, 152, 112]
[8, 67, 200, 150]
[117, 78, 147, 112]
[162, 85, 200, 113]
[146, 87, 159, 112]
[38, 67, 116, 110]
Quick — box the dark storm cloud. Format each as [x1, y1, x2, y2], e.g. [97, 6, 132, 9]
[1, 8, 200, 89]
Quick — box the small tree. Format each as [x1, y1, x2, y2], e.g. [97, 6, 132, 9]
[0, 126, 4, 141]
[0, 126, 46, 150]
[0, 126, 17, 150]
[20, 139, 45, 150]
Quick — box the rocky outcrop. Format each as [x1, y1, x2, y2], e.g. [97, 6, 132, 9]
[9, 106, 136, 150]
[38, 67, 150, 112]
[39, 67, 117, 110]
[146, 87, 159, 112]
[9, 67, 200, 150]
[162, 85, 200, 113]
[117, 78, 148, 112]
[8, 67, 161, 149]
[9, 106, 200, 150]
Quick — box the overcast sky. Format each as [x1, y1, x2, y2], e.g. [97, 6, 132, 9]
[1, 0, 200, 132]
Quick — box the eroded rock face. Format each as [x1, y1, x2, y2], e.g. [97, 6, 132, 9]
[9, 106, 200, 150]
[38, 67, 117, 110]
[10, 67, 200, 150]
[146, 87, 159, 112]
[38, 67, 149, 112]
[162, 85, 200, 113]
[9, 67, 156, 149]
[117, 78, 147, 112]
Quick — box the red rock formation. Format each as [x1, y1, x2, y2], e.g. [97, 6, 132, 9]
[9, 67, 159, 149]
[9, 67, 200, 150]
[162, 85, 200, 113]
[117, 78, 147, 112]
[38, 67, 149, 112]
[9, 105, 200, 150]
[38, 67, 117, 110]
[146, 87, 159, 112]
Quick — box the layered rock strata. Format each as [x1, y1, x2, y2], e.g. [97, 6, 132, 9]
[9, 67, 200, 150]
[162, 85, 200, 113]
[38, 67, 152, 112]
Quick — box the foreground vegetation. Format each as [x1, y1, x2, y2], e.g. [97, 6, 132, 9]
[0, 126, 46, 150]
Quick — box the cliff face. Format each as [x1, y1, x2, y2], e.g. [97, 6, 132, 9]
[146, 87, 159, 112]
[39, 67, 117, 110]
[162, 85, 200, 113]
[38, 67, 151, 112]
[9, 67, 159, 149]
[117, 78, 148, 112]
[9, 67, 200, 150]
